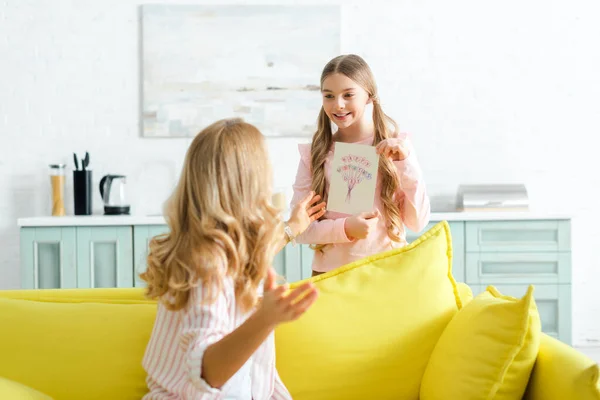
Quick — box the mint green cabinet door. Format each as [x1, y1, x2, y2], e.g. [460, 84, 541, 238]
[300, 245, 315, 280]
[20, 227, 77, 289]
[273, 244, 321, 283]
[76, 227, 133, 288]
[273, 245, 303, 283]
[133, 225, 170, 287]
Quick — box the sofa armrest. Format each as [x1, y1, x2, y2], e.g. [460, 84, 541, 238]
[523, 333, 600, 400]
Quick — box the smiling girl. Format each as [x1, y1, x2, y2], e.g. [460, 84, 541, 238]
[290, 54, 431, 276]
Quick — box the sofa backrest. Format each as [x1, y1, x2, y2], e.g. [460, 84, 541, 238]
[0, 288, 156, 400]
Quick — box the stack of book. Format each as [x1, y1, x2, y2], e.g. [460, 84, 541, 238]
[457, 184, 529, 212]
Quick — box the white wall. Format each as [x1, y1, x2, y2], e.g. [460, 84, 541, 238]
[1, 0, 599, 346]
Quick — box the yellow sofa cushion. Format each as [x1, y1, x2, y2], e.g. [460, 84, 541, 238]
[0, 288, 156, 400]
[421, 285, 542, 400]
[0, 376, 53, 400]
[524, 333, 600, 400]
[275, 221, 462, 400]
[456, 281, 473, 306]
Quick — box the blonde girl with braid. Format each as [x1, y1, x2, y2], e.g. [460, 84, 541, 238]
[290, 54, 431, 277]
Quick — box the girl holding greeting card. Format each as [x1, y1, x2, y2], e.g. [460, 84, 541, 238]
[290, 54, 431, 276]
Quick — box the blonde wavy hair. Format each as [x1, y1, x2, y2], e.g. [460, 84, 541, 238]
[140, 118, 282, 312]
[311, 54, 402, 251]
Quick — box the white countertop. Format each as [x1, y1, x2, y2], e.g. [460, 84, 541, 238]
[17, 215, 167, 227]
[17, 211, 572, 227]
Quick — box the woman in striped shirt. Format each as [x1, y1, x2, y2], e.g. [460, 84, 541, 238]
[140, 118, 325, 399]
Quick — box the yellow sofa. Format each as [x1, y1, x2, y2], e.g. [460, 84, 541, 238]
[0, 222, 598, 399]
[0, 287, 598, 399]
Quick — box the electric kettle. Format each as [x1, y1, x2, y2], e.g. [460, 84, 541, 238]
[99, 174, 130, 215]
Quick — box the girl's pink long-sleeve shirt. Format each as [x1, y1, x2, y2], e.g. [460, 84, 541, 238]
[290, 135, 431, 273]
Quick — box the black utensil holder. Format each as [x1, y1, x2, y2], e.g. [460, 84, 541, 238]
[73, 170, 92, 215]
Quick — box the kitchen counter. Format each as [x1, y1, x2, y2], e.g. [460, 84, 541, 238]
[17, 215, 167, 227]
[17, 211, 571, 227]
[18, 209, 573, 345]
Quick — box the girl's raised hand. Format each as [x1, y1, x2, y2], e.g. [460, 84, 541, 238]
[375, 138, 410, 161]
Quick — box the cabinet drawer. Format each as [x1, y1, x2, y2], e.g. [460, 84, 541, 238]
[466, 252, 571, 285]
[466, 220, 571, 252]
[406, 221, 465, 283]
[469, 284, 571, 345]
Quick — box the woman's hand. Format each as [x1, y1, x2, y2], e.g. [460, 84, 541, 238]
[287, 191, 326, 237]
[375, 138, 410, 161]
[255, 268, 318, 327]
[202, 268, 317, 389]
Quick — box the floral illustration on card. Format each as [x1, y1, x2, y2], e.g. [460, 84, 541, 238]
[336, 155, 373, 203]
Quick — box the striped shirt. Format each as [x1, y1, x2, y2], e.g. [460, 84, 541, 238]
[142, 276, 292, 400]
